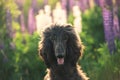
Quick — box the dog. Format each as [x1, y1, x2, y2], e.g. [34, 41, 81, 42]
[39, 24, 89, 80]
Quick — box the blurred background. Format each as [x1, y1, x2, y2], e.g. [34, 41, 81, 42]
[0, 0, 120, 80]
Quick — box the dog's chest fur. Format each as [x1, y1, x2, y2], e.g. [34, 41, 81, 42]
[44, 65, 87, 80]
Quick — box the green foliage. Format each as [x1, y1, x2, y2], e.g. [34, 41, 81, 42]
[68, 12, 74, 25]
[12, 32, 45, 80]
[5, 0, 20, 18]
[48, 0, 58, 9]
[80, 6, 120, 80]
[79, 6, 105, 80]
[23, 0, 31, 25]
[96, 40, 120, 80]
[0, 0, 6, 42]
[0, 0, 20, 47]
[0, 32, 46, 80]
[37, 0, 44, 8]
[118, 7, 120, 20]
[0, 0, 45, 79]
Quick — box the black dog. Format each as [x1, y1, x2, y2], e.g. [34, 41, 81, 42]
[39, 24, 89, 80]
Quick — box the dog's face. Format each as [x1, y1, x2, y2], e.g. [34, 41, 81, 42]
[39, 24, 83, 67]
[50, 28, 68, 65]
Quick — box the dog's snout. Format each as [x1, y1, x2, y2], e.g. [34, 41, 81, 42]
[56, 48, 63, 53]
[55, 42, 66, 58]
[55, 48, 65, 58]
[56, 54, 64, 58]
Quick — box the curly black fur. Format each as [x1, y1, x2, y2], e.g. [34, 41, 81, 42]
[39, 24, 89, 80]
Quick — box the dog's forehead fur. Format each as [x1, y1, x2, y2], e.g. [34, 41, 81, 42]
[42, 24, 75, 37]
[50, 26, 66, 36]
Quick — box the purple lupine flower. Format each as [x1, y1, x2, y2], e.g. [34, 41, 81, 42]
[32, 0, 38, 13]
[116, 0, 120, 39]
[15, 0, 26, 33]
[20, 11, 26, 33]
[100, 0, 116, 54]
[95, 0, 100, 6]
[28, 7, 36, 34]
[79, 0, 89, 12]
[69, 0, 74, 10]
[61, 0, 67, 9]
[15, 0, 24, 10]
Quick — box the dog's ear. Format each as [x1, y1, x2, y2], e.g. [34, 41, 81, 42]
[67, 43, 84, 66]
[65, 25, 84, 66]
[71, 44, 84, 66]
[39, 41, 50, 68]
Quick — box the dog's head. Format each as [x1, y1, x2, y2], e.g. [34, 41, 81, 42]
[39, 24, 84, 68]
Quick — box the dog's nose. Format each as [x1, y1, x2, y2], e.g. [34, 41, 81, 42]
[56, 54, 64, 58]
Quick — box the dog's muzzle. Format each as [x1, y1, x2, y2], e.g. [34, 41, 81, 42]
[56, 54, 64, 65]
